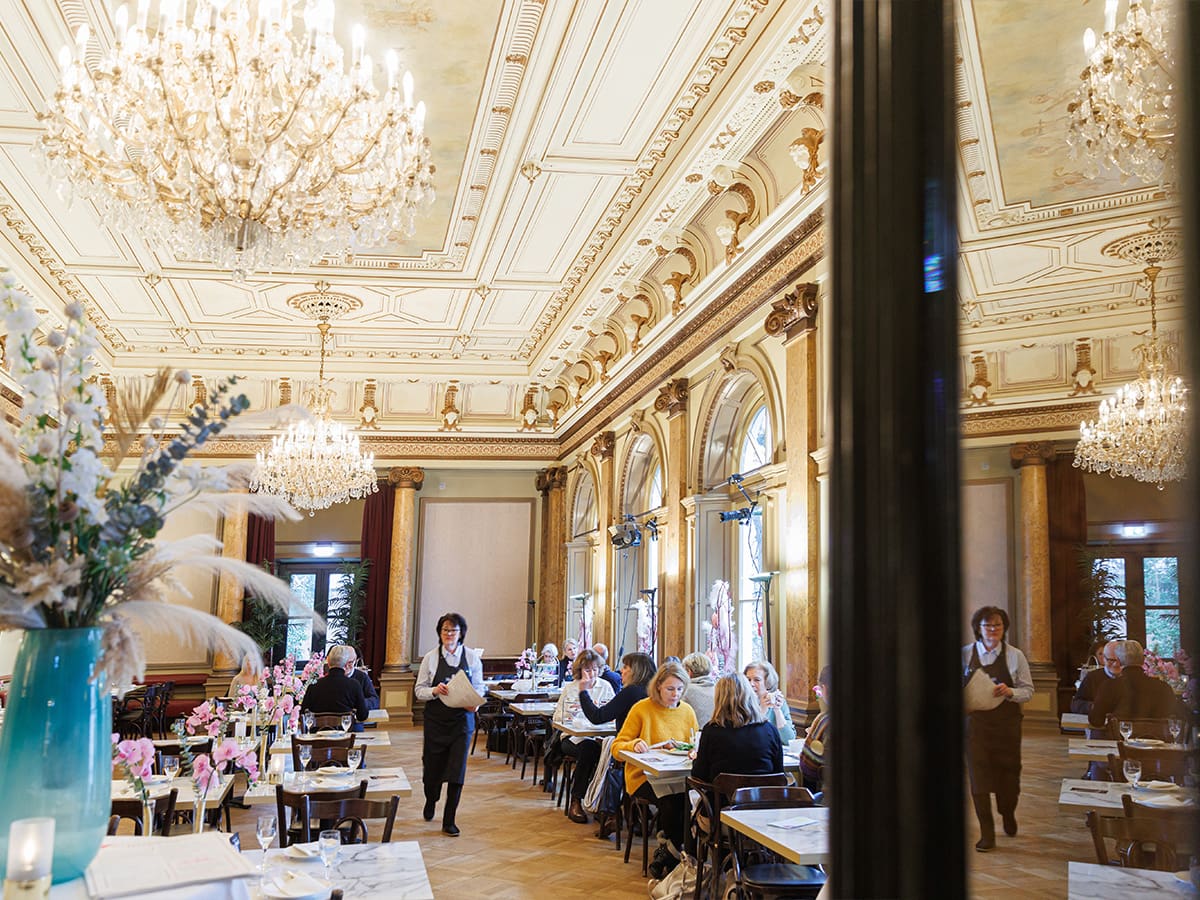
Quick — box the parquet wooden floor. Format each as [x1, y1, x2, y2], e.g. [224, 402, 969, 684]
[223, 720, 1092, 898]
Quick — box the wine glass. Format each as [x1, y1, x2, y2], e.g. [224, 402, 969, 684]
[255, 815, 277, 874]
[161, 755, 180, 782]
[1169, 718, 1184, 746]
[1119, 720, 1133, 742]
[340, 714, 353, 733]
[346, 748, 363, 772]
[318, 829, 340, 879]
[302, 710, 315, 734]
[297, 743, 312, 784]
[1123, 759, 1142, 788]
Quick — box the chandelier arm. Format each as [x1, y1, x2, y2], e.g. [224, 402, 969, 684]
[274, 93, 377, 201]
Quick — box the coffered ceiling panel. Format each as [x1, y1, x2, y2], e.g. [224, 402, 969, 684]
[463, 383, 516, 416]
[386, 382, 438, 416]
[479, 289, 549, 328]
[393, 288, 465, 327]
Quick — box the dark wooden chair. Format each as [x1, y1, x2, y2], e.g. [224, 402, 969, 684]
[1103, 716, 1174, 742]
[473, 698, 511, 758]
[309, 713, 357, 731]
[690, 773, 792, 900]
[275, 781, 368, 847]
[1111, 743, 1195, 783]
[622, 789, 658, 876]
[302, 795, 400, 844]
[291, 735, 357, 772]
[110, 788, 178, 836]
[726, 797, 826, 900]
[1086, 808, 1184, 871]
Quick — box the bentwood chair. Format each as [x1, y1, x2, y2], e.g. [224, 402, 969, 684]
[301, 795, 400, 844]
[690, 774, 792, 900]
[726, 797, 826, 900]
[1086, 808, 1184, 871]
[110, 788, 178, 836]
[275, 781, 367, 847]
[1103, 716, 1174, 742]
[1113, 743, 1195, 783]
[291, 735, 357, 772]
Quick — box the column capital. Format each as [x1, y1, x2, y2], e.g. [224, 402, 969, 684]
[1009, 442, 1055, 468]
[765, 281, 819, 342]
[536, 465, 569, 493]
[589, 431, 616, 461]
[653, 377, 689, 418]
[388, 466, 425, 489]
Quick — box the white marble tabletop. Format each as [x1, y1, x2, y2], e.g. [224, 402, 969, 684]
[1059, 778, 1198, 811]
[509, 701, 557, 716]
[1069, 738, 1119, 760]
[112, 774, 234, 809]
[367, 708, 388, 722]
[243, 766, 412, 804]
[1068, 861, 1196, 899]
[1060, 712, 1090, 733]
[720, 806, 830, 866]
[269, 731, 391, 754]
[553, 718, 615, 738]
[490, 688, 561, 701]
[245, 840, 434, 899]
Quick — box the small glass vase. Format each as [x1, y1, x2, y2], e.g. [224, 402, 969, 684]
[193, 793, 206, 834]
[0, 628, 110, 882]
[142, 798, 156, 838]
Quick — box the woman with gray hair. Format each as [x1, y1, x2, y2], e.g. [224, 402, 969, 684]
[682, 652, 717, 728]
[744, 659, 796, 743]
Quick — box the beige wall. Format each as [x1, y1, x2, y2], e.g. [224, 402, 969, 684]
[275, 498, 366, 557]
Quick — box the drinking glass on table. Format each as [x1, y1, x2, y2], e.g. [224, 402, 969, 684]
[346, 748, 363, 772]
[297, 743, 312, 783]
[318, 829, 340, 878]
[160, 755, 180, 782]
[341, 714, 353, 733]
[255, 815, 277, 873]
[1119, 720, 1133, 742]
[1123, 759, 1142, 788]
[1169, 718, 1184, 746]
[302, 710, 315, 733]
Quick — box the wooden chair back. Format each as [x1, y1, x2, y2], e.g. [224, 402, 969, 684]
[110, 788, 178, 836]
[274, 781, 367, 847]
[1086, 809, 1183, 870]
[302, 795, 400, 844]
[291, 735, 356, 771]
[1112, 744, 1193, 783]
[729, 785, 816, 806]
[1103, 716, 1173, 742]
[310, 713, 355, 731]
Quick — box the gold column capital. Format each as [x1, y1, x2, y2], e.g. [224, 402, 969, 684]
[653, 377, 689, 419]
[1009, 442, 1055, 468]
[589, 431, 616, 461]
[536, 465, 568, 493]
[765, 281, 819, 342]
[388, 466, 425, 489]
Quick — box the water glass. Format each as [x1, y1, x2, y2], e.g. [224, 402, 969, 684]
[318, 829, 340, 876]
[302, 711, 315, 733]
[346, 748, 363, 771]
[161, 755, 180, 781]
[1119, 720, 1133, 742]
[298, 743, 312, 778]
[1123, 759, 1142, 788]
[341, 714, 353, 732]
[255, 815, 277, 873]
[1169, 718, 1184, 745]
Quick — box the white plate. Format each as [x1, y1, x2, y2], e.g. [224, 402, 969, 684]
[1133, 780, 1178, 792]
[285, 844, 321, 859]
[1127, 738, 1166, 748]
[313, 730, 347, 738]
[144, 774, 172, 785]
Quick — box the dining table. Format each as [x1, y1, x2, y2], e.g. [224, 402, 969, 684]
[490, 688, 561, 702]
[112, 773, 235, 810]
[719, 806, 830, 866]
[1068, 738, 1120, 761]
[243, 766, 412, 804]
[1068, 860, 1195, 899]
[269, 730, 392, 755]
[617, 748, 804, 797]
[245, 839, 434, 898]
[509, 701, 558, 717]
[1058, 778, 1198, 811]
[1060, 712, 1090, 734]
[552, 718, 616, 738]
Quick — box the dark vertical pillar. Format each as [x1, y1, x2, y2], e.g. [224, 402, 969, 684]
[830, 1, 963, 897]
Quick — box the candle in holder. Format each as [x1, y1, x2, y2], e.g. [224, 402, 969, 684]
[4, 817, 54, 899]
[234, 718, 247, 740]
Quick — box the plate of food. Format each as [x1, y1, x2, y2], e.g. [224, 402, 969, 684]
[664, 747, 693, 756]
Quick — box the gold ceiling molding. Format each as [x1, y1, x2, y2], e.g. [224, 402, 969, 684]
[960, 401, 1101, 439]
[114, 433, 562, 462]
[558, 208, 825, 456]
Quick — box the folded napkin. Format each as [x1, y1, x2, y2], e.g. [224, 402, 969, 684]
[316, 765, 347, 775]
[285, 843, 321, 859]
[264, 869, 330, 898]
[1139, 794, 1194, 808]
[315, 729, 346, 738]
[1138, 780, 1178, 791]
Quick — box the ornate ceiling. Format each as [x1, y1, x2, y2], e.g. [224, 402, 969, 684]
[0, 0, 1184, 447]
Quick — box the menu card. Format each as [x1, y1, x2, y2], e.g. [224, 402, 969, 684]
[85, 833, 256, 898]
[442, 669, 486, 709]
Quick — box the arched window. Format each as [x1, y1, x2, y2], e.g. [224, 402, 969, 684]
[739, 405, 771, 473]
[616, 435, 664, 658]
[737, 404, 770, 663]
[572, 471, 598, 537]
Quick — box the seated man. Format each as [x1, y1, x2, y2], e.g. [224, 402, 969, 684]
[347, 647, 380, 712]
[1071, 640, 1120, 715]
[1088, 639, 1182, 728]
[302, 645, 368, 731]
[592, 643, 623, 694]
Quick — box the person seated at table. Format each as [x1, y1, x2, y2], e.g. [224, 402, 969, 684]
[592, 642, 624, 694]
[1088, 639, 1184, 728]
[612, 660, 699, 881]
[744, 659, 797, 743]
[799, 666, 831, 795]
[682, 652, 717, 728]
[301, 645, 368, 731]
[345, 646, 380, 712]
[557, 639, 580, 686]
[534, 643, 559, 683]
[228, 653, 264, 696]
[555, 649, 616, 824]
[579, 651, 655, 732]
[691, 672, 783, 786]
[1071, 640, 1119, 715]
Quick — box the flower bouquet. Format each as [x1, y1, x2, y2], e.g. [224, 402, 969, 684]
[0, 272, 308, 880]
[190, 738, 260, 834]
[1143, 650, 1185, 693]
[111, 736, 158, 836]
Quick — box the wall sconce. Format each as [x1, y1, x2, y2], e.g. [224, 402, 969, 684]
[312, 542, 335, 558]
[5, 817, 54, 899]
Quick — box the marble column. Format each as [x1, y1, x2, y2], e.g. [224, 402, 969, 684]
[766, 283, 822, 718]
[590, 435, 616, 649]
[1010, 442, 1058, 719]
[379, 466, 422, 725]
[536, 466, 569, 646]
[655, 379, 690, 659]
[210, 493, 249, 688]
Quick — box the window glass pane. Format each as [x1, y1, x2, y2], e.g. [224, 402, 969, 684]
[326, 573, 352, 646]
[738, 515, 764, 667]
[648, 464, 663, 511]
[286, 573, 316, 659]
[1144, 557, 1179, 608]
[1090, 557, 1127, 638]
[1145, 609, 1181, 657]
[739, 406, 771, 473]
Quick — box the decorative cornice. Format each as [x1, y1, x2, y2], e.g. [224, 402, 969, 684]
[764, 281, 819, 341]
[590, 431, 616, 461]
[654, 378, 689, 418]
[153, 433, 562, 461]
[388, 466, 425, 490]
[961, 401, 1097, 439]
[1009, 442, 1056, 468]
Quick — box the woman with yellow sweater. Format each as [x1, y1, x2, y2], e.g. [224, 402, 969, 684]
[612, 660, 698, 880]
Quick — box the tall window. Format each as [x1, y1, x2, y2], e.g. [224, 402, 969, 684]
[739, 406, 771, 473]
[618, 436, 664, 658]
[734, 405, 771, 666]
[279, 562, 355, 660]
[1092, 546, 1183, 656]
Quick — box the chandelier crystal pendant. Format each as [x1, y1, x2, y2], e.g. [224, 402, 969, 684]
[251, 314, 378, 513]
[38, 0, 434, 280]
[1065, 0, 1177, 186]
[1074, 222, 1189, 489]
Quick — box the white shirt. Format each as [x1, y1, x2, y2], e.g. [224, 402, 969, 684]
[554, 678, 615, 743]
[962, 640, 1035, 704]
[414, 644, 485, 702]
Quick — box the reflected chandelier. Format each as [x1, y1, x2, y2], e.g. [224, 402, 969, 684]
[251, 312, 378, 513]
[38, 0, 434, 280]
[1074, 221, 1188, 489]
[1065, 0, 1177, 185]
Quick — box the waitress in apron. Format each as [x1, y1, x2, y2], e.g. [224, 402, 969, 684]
[962, 605, 1034, 852]
[415, 612, 485, 836]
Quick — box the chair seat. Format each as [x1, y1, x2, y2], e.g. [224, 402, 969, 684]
[742, 862, 826, 889]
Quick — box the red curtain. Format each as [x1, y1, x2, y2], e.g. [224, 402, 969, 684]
[358, 482, 395, 674]
[1048, 455, 1088, 696]
[245, 513, 276, 570]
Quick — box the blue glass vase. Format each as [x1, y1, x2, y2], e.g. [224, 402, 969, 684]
[0, 628, 110, 883]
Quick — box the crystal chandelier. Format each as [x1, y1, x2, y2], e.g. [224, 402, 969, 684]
[1074, 222, 1188, 489]
[251, 313, 378, 513]
[1065, 0, 1177, 185]
[38, 0, 434, 280]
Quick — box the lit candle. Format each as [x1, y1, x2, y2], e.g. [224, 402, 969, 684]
[4, 817, 54, 898]
[386, 49, 398, 90]
[352, 24, 365, 63]
[1104, 0, 1118, 32]
[1083, 27, 1095, 58]
[74, 23, 89, 53]
[234, 718, 247, 739]
[114, 5, 128, 44]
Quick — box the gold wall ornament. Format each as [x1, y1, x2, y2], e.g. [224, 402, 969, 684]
[39, 4, 435, 280]
[966, 352, 992, 406]
[789, 128, 827, 194]
[590, 431, 616, 461]
[278, 377, 292, 407]
[388, 467, 425, 490]
[1010, 442, 1056, 468]
[654, 377, 689, 419]
[192, 375, 208, 408]
[520, 160, 544, 184]
[764, 281, 819, 341]
[440, 383, 463, 432]
[715, 183, 757, 264]
[359, 378, 381, 430]
[1069, 339, 1098, 397]
[518, 387, 540, 431]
